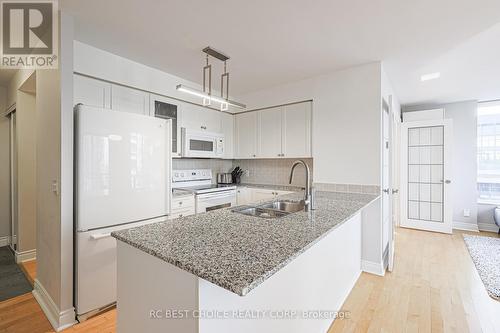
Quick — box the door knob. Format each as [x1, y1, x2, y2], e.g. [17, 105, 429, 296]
[392, 189, 399, 194]
[383, 188, 390, 194]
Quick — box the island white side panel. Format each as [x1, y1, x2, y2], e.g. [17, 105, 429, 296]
[116, 241, 199, 333]
[198, 212, 362, 333]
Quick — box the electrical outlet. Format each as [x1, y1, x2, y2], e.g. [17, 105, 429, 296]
[244, 170, 250, 177]
[52, 180, 59, 196]
[463, 209, 471, 217]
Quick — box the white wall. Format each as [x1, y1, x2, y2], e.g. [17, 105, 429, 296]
[1, 70, 38, 252]
[33, 12, 76, 330]
[16, 89, 37, 252]
[402, 100, 479, 229]
[238, 62, 383, 186]
[0, 86, 9, 241]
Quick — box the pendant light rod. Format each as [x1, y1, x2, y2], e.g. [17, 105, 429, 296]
[202, 54, 212, 106]
[177, 46, 245, 110]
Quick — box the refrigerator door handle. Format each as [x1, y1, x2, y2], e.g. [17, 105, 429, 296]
[90, 233, 112, 240]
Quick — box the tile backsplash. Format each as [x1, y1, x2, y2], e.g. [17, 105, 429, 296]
[172, 159, 233, 183]
[232, 158, 313, 187]
[173, 158, 379, 195]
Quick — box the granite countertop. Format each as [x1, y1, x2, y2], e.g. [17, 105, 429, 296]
[112, 191, 379, 296]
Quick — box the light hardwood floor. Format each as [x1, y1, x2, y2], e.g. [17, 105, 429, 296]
[19, 260, 37, 286]
[1, 228, 498, 333]
[329, 228, 500, 333]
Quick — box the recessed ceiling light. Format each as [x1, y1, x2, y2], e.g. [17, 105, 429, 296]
[421, 72, 441, 82]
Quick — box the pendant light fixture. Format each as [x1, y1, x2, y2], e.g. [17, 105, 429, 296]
[176, 46, 246, 111]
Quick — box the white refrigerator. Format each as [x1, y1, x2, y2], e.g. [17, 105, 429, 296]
[74, 105, 171, 320]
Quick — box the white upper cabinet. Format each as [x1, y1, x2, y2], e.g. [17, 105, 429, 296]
[235, 101, 312, 159]
[74, 74, 111, 108]
[150, 94, 182, 157]
[282, 102, 312, 158]
[181, 104, 222, 133]
[235, 112, 258, 158]
[258, 107, 283, 158]
[111, 84, 150, 115]
[221, 112, 234, 159]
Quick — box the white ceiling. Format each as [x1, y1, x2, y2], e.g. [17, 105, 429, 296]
[61, 0, 500, 105]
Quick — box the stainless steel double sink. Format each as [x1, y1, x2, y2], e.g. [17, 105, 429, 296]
[232, 200, 306, 219]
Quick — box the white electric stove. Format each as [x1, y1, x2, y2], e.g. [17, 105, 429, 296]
[172, 169, 237, 213]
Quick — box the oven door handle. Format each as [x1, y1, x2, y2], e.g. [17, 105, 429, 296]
[197, 190, 236, 200]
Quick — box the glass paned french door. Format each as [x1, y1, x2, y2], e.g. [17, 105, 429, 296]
[407, 126, 444, 222]
[401, 119, 452, 234]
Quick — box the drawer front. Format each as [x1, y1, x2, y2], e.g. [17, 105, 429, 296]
[170, 208, 195, 219]
[172, 196, 194, 210]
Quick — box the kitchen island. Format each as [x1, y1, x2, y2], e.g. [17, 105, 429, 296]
[112, 191, 378, 333]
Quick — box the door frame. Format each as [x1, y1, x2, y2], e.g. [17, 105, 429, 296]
[400, 119, 453, 234]
[381, 98, 394, 272]
[7, 107, 17, 251]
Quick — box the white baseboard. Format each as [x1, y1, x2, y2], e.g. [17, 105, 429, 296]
[453, 221, 479, 232]
[15, 249, 36, 263]
[361, 260, 385, 276]
[0, 236, 9, 247]
[478, 223, 500, 233]
[33, 279, 77, 332]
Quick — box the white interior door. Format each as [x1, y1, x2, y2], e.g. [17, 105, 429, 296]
[400, 119, 453, 234]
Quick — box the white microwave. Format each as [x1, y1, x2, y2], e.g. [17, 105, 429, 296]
[181, 128, 224, 158]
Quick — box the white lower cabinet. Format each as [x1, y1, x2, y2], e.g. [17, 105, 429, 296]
[251, 189, 277, 202]
[237, 187, 293, 205]
[170, 195, 195, 219]
[251, 188, 293, 202]
[236, 187, 252, 205]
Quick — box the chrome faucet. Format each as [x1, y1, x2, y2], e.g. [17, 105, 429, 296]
[289, 160, 313, 212]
